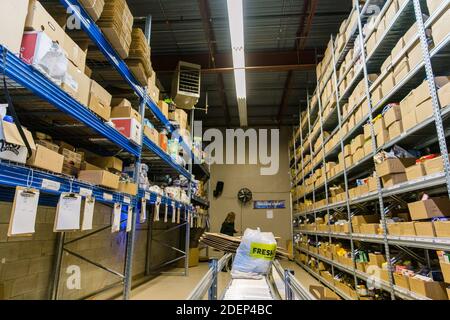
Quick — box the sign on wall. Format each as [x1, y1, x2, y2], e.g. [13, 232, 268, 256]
[253, 200, 286, 209]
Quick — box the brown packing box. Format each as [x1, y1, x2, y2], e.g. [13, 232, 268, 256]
[88, 80, 112, 121]
[403, 109, 418, 131]
[414, 221, 435, 237]
[423, 155, 446, 175]
[111, 105, 142, 123]
[414, 81, 431, 107]
[144, 126, 159, 146]
[382, 173, 407, 188]
[434, 221, 450, 238]
[388, 120, 403, 140]
[440, 261, 450, 283]
[118, 181, 138, 196]
[405, 163, 425, 181]
[384, 105, 402, 128]
[62, 61, 91, 107]
[376, 129, 390, 147]
[394, 273, 410, 290]
[79, 0, 105, 21]
[360, 223, 379, 235]
[36, 140, 59, 153]
[352, 214, 379, 226]
[409, 277, 448, 300]
[416, 99, 433, 124]
[399, 222, 416, 236]
[407, 197, 450, 220]
[375, 158, 416, 177]
[364, 140, 372, 157]
[25, 0, 66, 46]
[381, 72, 396, 96]
[88, 156, 123, 173]
[81, 161, 101, 171]
[431, 6, 450, 47]
[158, 101, 170, 119]
[350, 134, 365, 154]
[393, 58, 410, 84]
[0, 0, 29, 54]
[369, 253, 386, 267]
[63, 33, 87, 72]
[438, 81, 450, 108]
[78, 170, 119, 189]
[147, 83, 160, 103]
[27, 144, 64, 174]
[387, 222, 401, 236]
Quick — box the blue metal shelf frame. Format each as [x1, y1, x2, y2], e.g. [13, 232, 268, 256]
[0, 46, 141, 157]
[59, 0, 197, 164]
[0, 161, 136, 207]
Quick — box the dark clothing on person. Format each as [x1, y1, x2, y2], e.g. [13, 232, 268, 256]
[220, 222, 237, 236]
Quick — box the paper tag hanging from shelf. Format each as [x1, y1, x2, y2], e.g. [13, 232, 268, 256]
[126, 206, 133, 232]
[153, 196, 161, 222]
[8, 187, 40, 236]
[112, 203, 122, 233]
[140, 198, 147, 223]
[171, 203, 176, 223]
[164, 204, 169, 223]
[176, 206, 181, 224]
[81, 196, 95, 231]
[54, 193, 82, 232]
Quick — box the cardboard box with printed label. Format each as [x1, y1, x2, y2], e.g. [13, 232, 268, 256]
[144, 126, 159, 146]
[78, 170, 119, 189]
[111, 118, 142, 145]
[414, 221, 435, 237]
[62, 61, 91, 106]
[0, 0, 29, 54]
[0, 119, 36, 164]
[434, 221, 450, 238]
[409, 277, 448, 300]
[27, 144, 64, 173]
[118, 181, 138, 196]
[405, 163, 425, 181]
[25, 0, 66, 46]
[388, 120, 403, 140]
[87, 156, 123, 173]
[88, 80, 112, 121]
[407, 197, 450, 220]
[375, 158, 416, 177]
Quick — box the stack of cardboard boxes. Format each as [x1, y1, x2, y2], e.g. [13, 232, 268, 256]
[110, 99, 142, 145]
[126, 28, 153, 85]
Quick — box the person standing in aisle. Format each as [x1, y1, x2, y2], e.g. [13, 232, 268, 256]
[220, 212, 238, 272]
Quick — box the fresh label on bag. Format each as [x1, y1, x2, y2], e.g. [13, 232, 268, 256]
[249, 242, 277, 261]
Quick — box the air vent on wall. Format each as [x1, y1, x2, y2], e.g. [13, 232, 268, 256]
[171, 61, 201, 110]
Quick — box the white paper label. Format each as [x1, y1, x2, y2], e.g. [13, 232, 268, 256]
[79, 187, 92, 197]
[103, 193, 113, 201]
[41, 179, 60, 191]
[266, 210, 274, 219]
[123, 196, 131, 204]
[145, 192, 150, 200]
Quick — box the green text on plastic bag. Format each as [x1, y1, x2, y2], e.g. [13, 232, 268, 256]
[249, 242, 277, 261]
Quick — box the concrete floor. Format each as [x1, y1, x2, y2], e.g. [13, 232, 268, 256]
[126, 260, 322, 300]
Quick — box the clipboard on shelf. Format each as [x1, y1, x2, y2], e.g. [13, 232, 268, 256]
[126, 206, 133, 232]
[140, 198, 147, 223]
[8, 186, 40, 237]
[81, 196, 95, 231]
[54, 193, 82, 232]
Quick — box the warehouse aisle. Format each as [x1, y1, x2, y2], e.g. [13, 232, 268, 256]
[123, 260, 321, 300]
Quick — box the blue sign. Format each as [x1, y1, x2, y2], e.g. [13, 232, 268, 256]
[253, 200, 286, 209]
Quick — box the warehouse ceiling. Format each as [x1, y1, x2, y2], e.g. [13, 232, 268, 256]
[129, 0, 352, 128]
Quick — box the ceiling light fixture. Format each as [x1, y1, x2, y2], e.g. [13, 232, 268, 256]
[226, 0, 247, 127]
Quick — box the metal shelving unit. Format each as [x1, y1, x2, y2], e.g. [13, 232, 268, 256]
[290, 0, 450, 300]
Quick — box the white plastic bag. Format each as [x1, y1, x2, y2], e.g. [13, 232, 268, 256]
[231, 228, 277, 279]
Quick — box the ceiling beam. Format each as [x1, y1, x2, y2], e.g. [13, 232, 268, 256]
[197, 0, 230, 125]
[151, 49, 319, 74]
[277, 0, 318, 125]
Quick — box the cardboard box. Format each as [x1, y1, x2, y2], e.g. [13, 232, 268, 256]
[78, 170, 120, 189]
[369, 253, 386, 267]
[431, 6, 450, 47]
[434, 221, 450, 238]
[144, 126, 159, 146]
[361, 223, 379, 235]
[147, 83, 160, 103]
[376, 129, 390, 147]
[81, 161, 101, 171]
[375, 158, 416, 177]
[424, 155, 445, 175]
[36, 140, 59, 153]
[409, 277, 448, 300]
[79, 0, 105, 21]
[0, 119, 36, 164]
[157, 101, 169, 119]
[0, 0, 29, 54]
[27, 144, 64, 173]
[381, 72, 396, 96]
[111, 105, 142, 123]
[399, 222, 416, 236]
[440, 261, 450, 283]
[387, 222, 401, 236]
[382, 173, 407, 188]
[62, 61, 91, 107]
[111, 118, 142, 145]
[405, 163, 425, 181]
[407, 197, 450, 220]
[438, 82, 450, 108]
[416, 99, 433, 124]
[25, 0, 66, 46]
[388, 120, 403, 140]
[393, 58, 410, 83]
[352, 214, 379, 226]
[414, 81, 431, 107]
[351, 134, 365, 154]
[373, 117, 386, 136]
[88, 156, 123, 173]
[118, 181, 138, 196]
[402, 108, 418, 131]
[394, 273, 411, 290]
[384, 105, 402, 128]
[414, 221, 435, 237]
[63, 33, 87, 72]
[88, 80, 112, 121]
[364, 140, 373, 156]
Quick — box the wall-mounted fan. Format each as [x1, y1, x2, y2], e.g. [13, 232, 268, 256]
[237, 188, 253, 205]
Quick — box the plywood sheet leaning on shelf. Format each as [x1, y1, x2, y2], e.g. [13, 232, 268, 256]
[200, 232, 291, 259]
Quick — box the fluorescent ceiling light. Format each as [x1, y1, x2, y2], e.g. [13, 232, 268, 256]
[227, 0, 247, 127]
